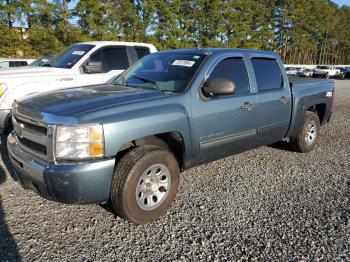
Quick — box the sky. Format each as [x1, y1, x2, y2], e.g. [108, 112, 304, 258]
[332, 0, 349, 6]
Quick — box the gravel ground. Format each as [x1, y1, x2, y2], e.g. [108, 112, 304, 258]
[0, 80, 349, 261]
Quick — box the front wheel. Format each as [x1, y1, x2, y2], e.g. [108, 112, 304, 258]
[290, 111, 320, 153]
[110, 146, 180, 224]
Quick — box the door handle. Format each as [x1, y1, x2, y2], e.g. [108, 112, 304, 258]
[279, 96, 289, 104]
[241, 102, 254, 111]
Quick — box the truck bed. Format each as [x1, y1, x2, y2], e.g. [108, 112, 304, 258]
[287, 77, 334, 138]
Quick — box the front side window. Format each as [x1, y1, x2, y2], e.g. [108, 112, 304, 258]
[251, 58, 283, 92]
[47, 44, 95, 69]
[101, 47, 129, 72]
[208, 57, 250, 95]
[113, 52, 206, 93]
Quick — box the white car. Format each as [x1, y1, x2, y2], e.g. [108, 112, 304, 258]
[0, 58, 35, 69]
[285, 67, 298, 76]
[0, 41, 157, 131]
[313, 65, 340, 78]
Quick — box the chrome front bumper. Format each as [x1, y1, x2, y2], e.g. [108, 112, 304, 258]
[7, 131, 116, 204]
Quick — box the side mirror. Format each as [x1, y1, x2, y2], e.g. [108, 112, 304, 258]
[202, 78, 236, 96]
[82, 61, 103, 74]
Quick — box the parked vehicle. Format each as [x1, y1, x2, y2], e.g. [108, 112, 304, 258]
[8, 48, 334, 224]
[29, 56, 55, 67]
[295, 67, 303, 74]
[285, 67, 297, 75]
[313, 65, 340, 78]
[335, 67, 350, 79]
[345, 68, 350, 79]
[0, 59, 35, 69]
[297, 68, 314, 77]
[0, 41, 157, 132]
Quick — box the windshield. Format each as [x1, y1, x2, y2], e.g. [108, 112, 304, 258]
[317, 66, 330, 69]
[46, 44, 94, 69]
[112, 52, 206, 93]
[30, 56, 54, 66]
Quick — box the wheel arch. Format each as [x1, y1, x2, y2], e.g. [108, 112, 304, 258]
[114, 132, 186, 171]
[307, 103, 326, 125]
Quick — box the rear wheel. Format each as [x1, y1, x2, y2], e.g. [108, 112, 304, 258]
[110, 146, 180, 224]
[290, 111, 320, 153]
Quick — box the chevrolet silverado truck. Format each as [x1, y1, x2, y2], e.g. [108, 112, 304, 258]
[7, 48, 334, 224]
[0, 41, 157, 132]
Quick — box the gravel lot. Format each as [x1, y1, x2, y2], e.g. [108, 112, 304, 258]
[0, 80, 349, 261]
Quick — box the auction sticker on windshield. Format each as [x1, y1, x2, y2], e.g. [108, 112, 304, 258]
[172, 60, 196, 67]
[72, 51, 86, 56]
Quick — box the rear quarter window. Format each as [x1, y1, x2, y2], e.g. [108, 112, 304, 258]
[251, 58, 283, 92]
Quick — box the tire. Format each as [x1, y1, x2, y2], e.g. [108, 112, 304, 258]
[290, 111, 320, 153]
[110, 145, 180, 224]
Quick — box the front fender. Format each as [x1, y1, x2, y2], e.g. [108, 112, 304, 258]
[102, 104, 192, 160]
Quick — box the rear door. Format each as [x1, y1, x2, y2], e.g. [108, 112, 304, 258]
[250, 57, 292, 145]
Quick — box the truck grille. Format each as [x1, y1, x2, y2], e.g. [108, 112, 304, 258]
[14, 116, 47, 135]
[17, 136, 47, 155]
[12, 114, 53, 160]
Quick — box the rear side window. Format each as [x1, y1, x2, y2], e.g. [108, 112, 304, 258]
[208, 57, 250, 95]
[101, 47, 129, 72]
[135, 47, 150, 59]
[251, 58, 283, 92]
[17, 61, 27, 66]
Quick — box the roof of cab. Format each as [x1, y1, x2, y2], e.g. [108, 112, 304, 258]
[156, 48, 277, 57]
[0, 58, 33, 62]
[77, 41, 157, 51]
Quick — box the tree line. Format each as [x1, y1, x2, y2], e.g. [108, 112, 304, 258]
[0, 0, 349, 65]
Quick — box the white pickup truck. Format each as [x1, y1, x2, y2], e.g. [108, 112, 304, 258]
[0, 41, 157, 131]
[313, 65, 340, 78]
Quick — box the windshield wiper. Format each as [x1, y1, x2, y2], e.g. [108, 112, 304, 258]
[132, 75, 160, 90]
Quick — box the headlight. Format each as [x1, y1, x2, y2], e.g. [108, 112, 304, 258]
[0, 83, 8, 97]
[55, 124, 104, 160]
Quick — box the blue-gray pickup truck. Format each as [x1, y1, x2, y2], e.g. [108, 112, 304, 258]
[7, 48, 334, 224]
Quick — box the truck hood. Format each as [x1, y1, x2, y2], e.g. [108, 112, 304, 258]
[15, 84, 168, 123]
[0, 66, 70, 79]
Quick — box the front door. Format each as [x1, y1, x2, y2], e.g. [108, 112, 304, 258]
[76, 49, 104, 86]
[191, 55, 258, 164]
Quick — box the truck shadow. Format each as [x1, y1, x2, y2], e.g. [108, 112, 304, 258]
[0, 136, 21, 261]
[268, 141, 295, 152]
